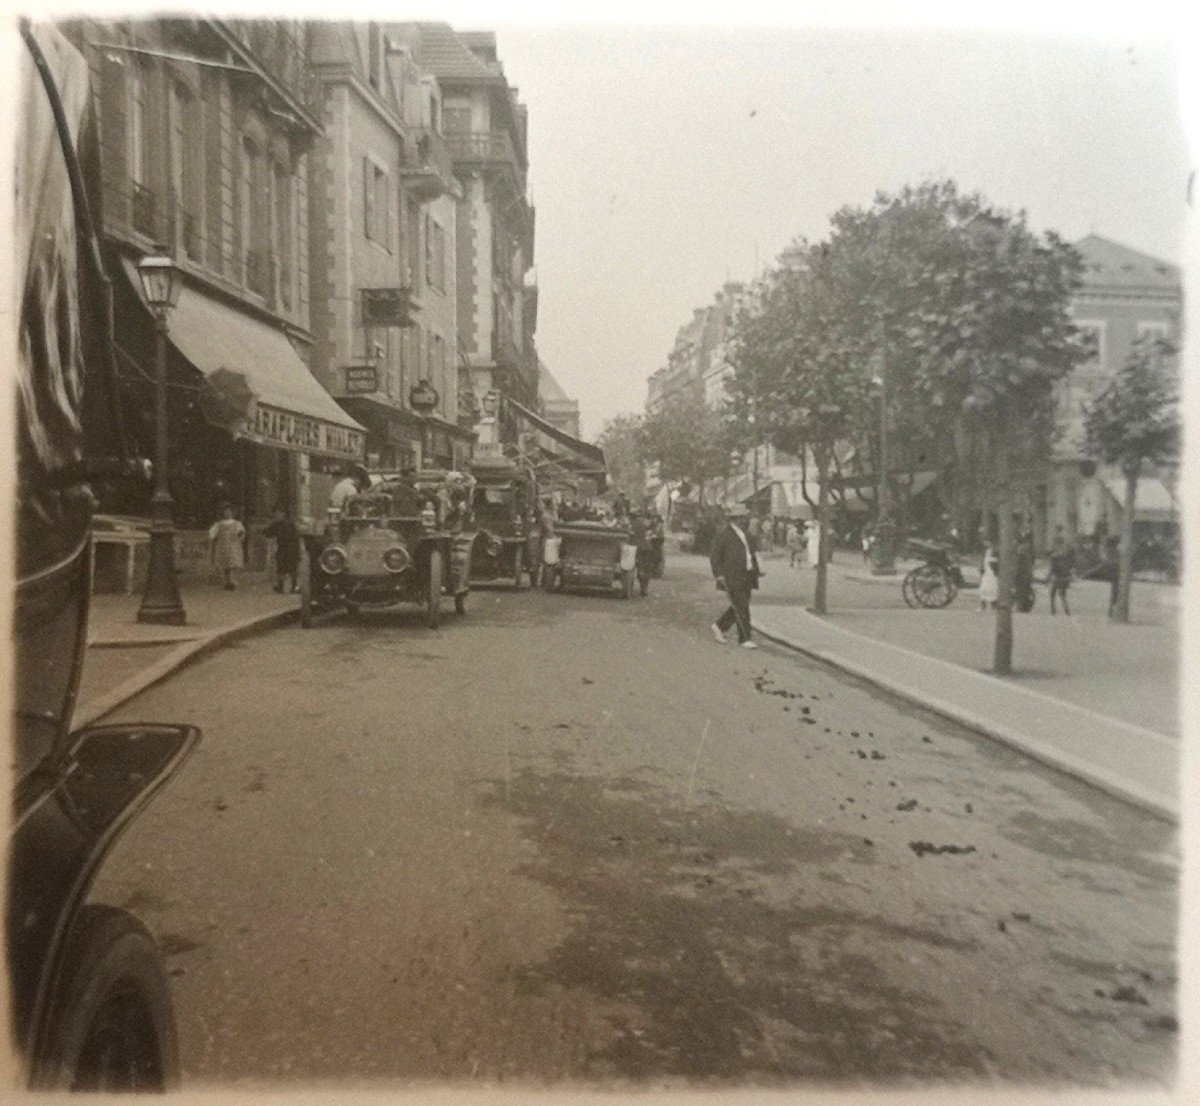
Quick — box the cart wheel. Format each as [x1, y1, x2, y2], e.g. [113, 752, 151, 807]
[426, 549, 443, 629]
[621, 569, 635, 600]
[513, 546, 525, 591]
[300, 569, 313, 628]
[34, 905, 179, 1092]
[911, 564, 956, 609]
[638, 572, 650, 597]
[901, 570, 918, 610]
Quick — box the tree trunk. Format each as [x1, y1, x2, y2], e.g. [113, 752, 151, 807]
[992, 423, 1014, 676]
[1114, 467, 1138, 623]
[812, 449, 831, 615]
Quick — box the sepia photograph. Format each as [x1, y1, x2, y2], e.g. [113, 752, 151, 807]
[4, 0, 1195, 1097]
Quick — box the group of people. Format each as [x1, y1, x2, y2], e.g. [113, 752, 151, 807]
[978, 526, 1118, 617]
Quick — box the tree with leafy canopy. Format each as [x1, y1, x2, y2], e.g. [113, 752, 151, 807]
[595, 413, 647, 502]
[731, 181, 1089, 668]
[1084, 336, 1180, 623]
[637, 386, 732, 502]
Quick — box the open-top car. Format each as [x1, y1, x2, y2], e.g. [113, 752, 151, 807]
[542, 520, 640, 598]
[468, 457, 538, 588]
[301, 469, 473, 628]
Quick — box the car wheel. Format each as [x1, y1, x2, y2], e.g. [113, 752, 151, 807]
[34, 905, 179, 1092]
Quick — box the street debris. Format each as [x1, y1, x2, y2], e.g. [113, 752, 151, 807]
[896, 799, 919, 811]
[1143, 1014, 1178, 1032]
[909, 841, 977, 857]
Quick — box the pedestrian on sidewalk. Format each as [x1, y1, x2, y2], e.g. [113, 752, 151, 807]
[709, 504, 761, 648]
[1047, 527, 1075, 616]
[1014, 530, 1036, 613]
[264, 507, 301, 594]
[786, 520, 805, 568]
[209, 504, 246, 590]
[979, 542, 999, 610]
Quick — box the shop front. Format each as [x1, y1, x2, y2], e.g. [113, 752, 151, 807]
[102, 258, 365, 586]
[336, 395, 425, 474]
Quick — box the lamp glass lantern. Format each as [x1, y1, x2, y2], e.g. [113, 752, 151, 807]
[137, 255, 181, 312]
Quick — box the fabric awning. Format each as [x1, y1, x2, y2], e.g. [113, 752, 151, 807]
[1103, 477, 1177, 522]
[121, 257, 364, 461]
[506, 397, 606, 469]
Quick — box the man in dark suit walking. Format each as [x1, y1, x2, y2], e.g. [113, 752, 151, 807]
[709, 504, 761, 648]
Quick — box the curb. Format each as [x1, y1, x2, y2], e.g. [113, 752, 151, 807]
[754, 620, 1178, 825]
[73, 607, 298, 729]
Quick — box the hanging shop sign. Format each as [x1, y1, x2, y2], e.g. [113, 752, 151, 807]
[344, 364, 379, 394]
[409, 380, 440, 413]
[361, 287, 417, 328]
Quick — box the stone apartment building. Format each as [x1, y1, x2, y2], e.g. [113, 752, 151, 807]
[306, 21, 472, 473]
[62, 16, 365, 560]
[1045, 234, 1182, 548]
[394, 23, 539, 457]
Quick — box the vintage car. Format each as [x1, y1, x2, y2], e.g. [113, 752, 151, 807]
[541, 520, 640, 598]
[10, 23, 198, 1090]
[301, 470, 473, 628]
[468, 457, 539, 588]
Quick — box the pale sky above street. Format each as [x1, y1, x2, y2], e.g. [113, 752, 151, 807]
[487, 24, 1190, 438]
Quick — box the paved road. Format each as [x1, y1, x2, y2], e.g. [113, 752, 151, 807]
[93, 559, 1178, 1088]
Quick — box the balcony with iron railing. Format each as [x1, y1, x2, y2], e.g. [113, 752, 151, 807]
[401, 128, 456, 202]
[443, 130, 519, 172]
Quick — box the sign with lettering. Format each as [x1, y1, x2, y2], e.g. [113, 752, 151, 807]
[248, 404, 364, 461]
[344, 364, 379, 394]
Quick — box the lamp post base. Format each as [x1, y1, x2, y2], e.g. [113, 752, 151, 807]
[137, 528, 186, 625]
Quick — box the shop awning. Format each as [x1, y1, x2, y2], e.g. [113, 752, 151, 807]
[121, 258, 364, 461]
[1103, 477, 1177, 522]
[506, 397, 606, 470]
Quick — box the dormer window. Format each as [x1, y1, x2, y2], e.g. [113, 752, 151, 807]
[368, 23, 382, 91]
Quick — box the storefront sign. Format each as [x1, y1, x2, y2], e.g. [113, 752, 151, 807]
[249, 404, 364, 461]
[344, 365, 379, 394]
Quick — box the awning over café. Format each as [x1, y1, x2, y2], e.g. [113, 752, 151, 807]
[1103, 476, 1177, 523]
[121, 257, 364, 462]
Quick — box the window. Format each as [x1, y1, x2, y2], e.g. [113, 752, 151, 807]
[1075, 321, 1105, 367]
[368, 24, 382, 91]
[443, 102, 472, 134]
[363, 158, 389, 249]
[425, 215, 446, 291]
[275, 165, 293, 308]
[129, 63, 148, 186]
[170, 81, 204, 262]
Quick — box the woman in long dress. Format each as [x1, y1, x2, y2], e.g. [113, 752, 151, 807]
[979, 543, 999, 610]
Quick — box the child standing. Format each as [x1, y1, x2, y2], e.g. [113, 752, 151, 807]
[264, 507, 301, 593]
[979, 543, 999, 610]
[209, 504, 246, 590]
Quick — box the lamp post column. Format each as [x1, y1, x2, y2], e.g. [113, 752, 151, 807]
[137, 308, 186, 624]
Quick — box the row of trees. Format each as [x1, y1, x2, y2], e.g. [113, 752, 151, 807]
[601, 179, 1179, 671]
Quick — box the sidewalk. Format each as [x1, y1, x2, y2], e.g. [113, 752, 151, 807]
[75, 574, 297, 729]
[683, 550, 1179, 821]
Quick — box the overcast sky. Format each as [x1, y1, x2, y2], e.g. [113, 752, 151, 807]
[485, 26, 1189, 438]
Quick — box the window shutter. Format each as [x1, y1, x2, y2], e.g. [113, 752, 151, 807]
[98, 53, 128, 225]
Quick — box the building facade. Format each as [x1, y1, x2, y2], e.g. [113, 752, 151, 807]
[1044, 234, 1182, 547]
[306, 21, 471, 474]
[64, 16, 366, 563]
[396, 24, 538, 457]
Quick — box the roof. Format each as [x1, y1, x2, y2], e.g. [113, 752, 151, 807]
[401, 22, 502, 84]
[1074, 235, 1181, 295]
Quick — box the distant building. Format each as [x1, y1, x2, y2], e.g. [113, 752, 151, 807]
[1044, 234, 1182, 547]
[538, 361, 581, 440]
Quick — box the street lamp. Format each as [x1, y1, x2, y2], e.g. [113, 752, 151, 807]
[136, 254, 186, 625]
